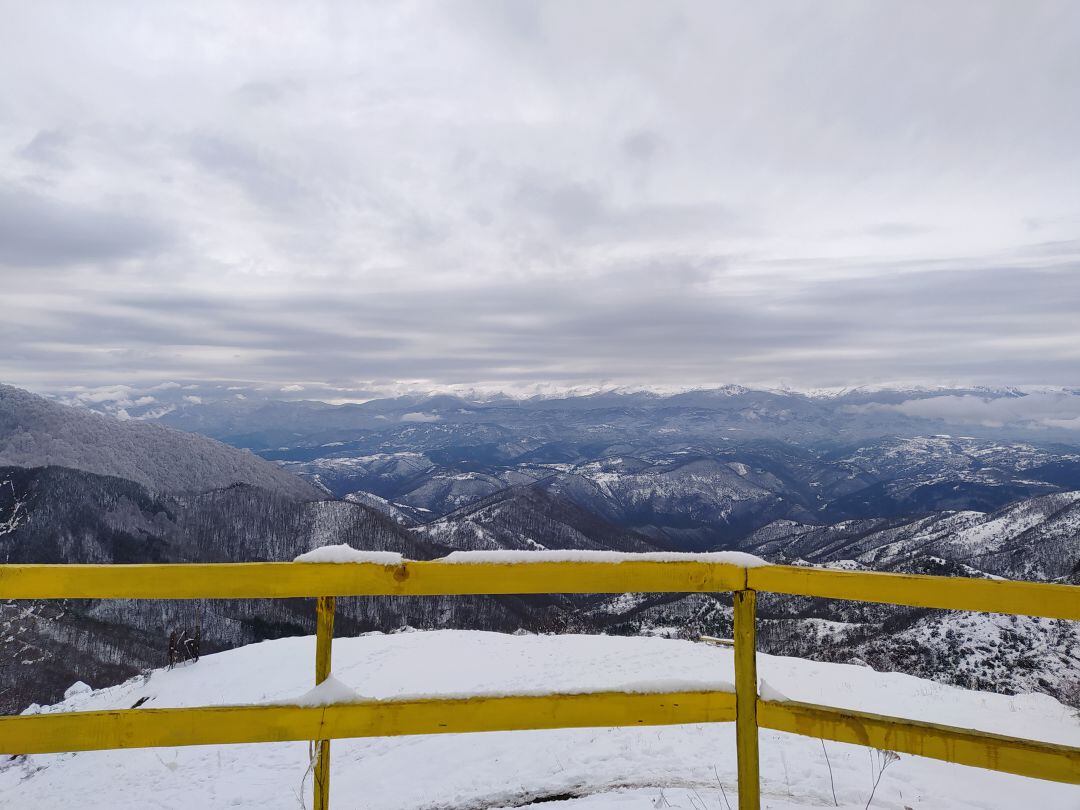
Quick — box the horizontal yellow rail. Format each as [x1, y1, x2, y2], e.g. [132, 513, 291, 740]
[749, 565, 1080, 621]
[0, 561, 1075, 620]
[759, 699, 1080, 785]
[4, 690, 1076, 785]
[0, 690, 736, 755]
[0, 560, 746, 599]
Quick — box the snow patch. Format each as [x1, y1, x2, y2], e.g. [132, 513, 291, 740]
[294, 545, 404, 565]
[758, 679, 788, 702]
[291, 548, 769, 567]
[435, 550, 769, 567]
[278, 675, 366, 706]
[63, 681, 91, 700]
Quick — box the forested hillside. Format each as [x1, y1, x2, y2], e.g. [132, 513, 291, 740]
[0, 385, 321, 499]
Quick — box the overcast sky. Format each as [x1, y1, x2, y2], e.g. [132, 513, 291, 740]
[2, 1, 1079, 396]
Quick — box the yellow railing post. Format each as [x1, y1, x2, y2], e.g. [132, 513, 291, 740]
[733, 589, 760, 810]
[314, 595, 335, 810]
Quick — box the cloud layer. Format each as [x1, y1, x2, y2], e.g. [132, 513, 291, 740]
[854, 391, 1080, 431]
[2, 2, 1079, 391]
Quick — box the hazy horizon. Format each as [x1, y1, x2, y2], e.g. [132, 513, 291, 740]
[5, 375, 1079, 437]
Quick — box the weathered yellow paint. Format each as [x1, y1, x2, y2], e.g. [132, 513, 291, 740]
[2, 561, 1073, 621]
[314, 596, 335, 810]
[748, 565, 1079, 621]
[733, 590, 760, 810]
[0, 560, 747, 599]
[4, 690, 1075, 786]
[758, 698, 1080, 785]
[0, 690, 738, 756]
[315, 597, 335, 684]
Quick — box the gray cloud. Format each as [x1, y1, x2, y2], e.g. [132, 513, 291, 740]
[17, 129, 72, 168]
[0, 186, 171, 268]
[620, 130, 664, 164]
[186, 134, 310, 214]
[512, 178, 738, 242]
[861, 223, 936, 239]
[1, 2, 1079, 393]
[400, 412, 441, 423]
[852, 392, 1080, 431]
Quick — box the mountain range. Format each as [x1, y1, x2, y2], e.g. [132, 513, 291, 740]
[1, 383, 1077, 713]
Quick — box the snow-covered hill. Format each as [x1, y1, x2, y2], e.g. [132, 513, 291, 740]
[416, 486, 657, 553]
[745, 490, 1080, 581]
[0, 384, 321, 499]
[2, 631, 1076, 809]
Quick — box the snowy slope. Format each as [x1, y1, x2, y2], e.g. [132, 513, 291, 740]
[2, 631, 1076, 809]
[0, 384, 321, 498]
[746, 490, 1080, 582]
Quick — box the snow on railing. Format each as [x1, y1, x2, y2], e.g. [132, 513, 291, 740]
[292, 547, 769, 567]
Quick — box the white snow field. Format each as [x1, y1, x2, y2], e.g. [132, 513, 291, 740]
[1, 631, 1076, 809]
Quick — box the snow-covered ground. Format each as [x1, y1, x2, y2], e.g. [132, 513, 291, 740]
[1, 631, 1076, 809]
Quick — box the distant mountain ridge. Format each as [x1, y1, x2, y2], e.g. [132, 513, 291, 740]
[0, 384, 321, 499]
[72, 381, 1080, 446]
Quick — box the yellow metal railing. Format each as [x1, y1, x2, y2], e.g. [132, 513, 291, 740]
[0, 559, 1077, 809]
